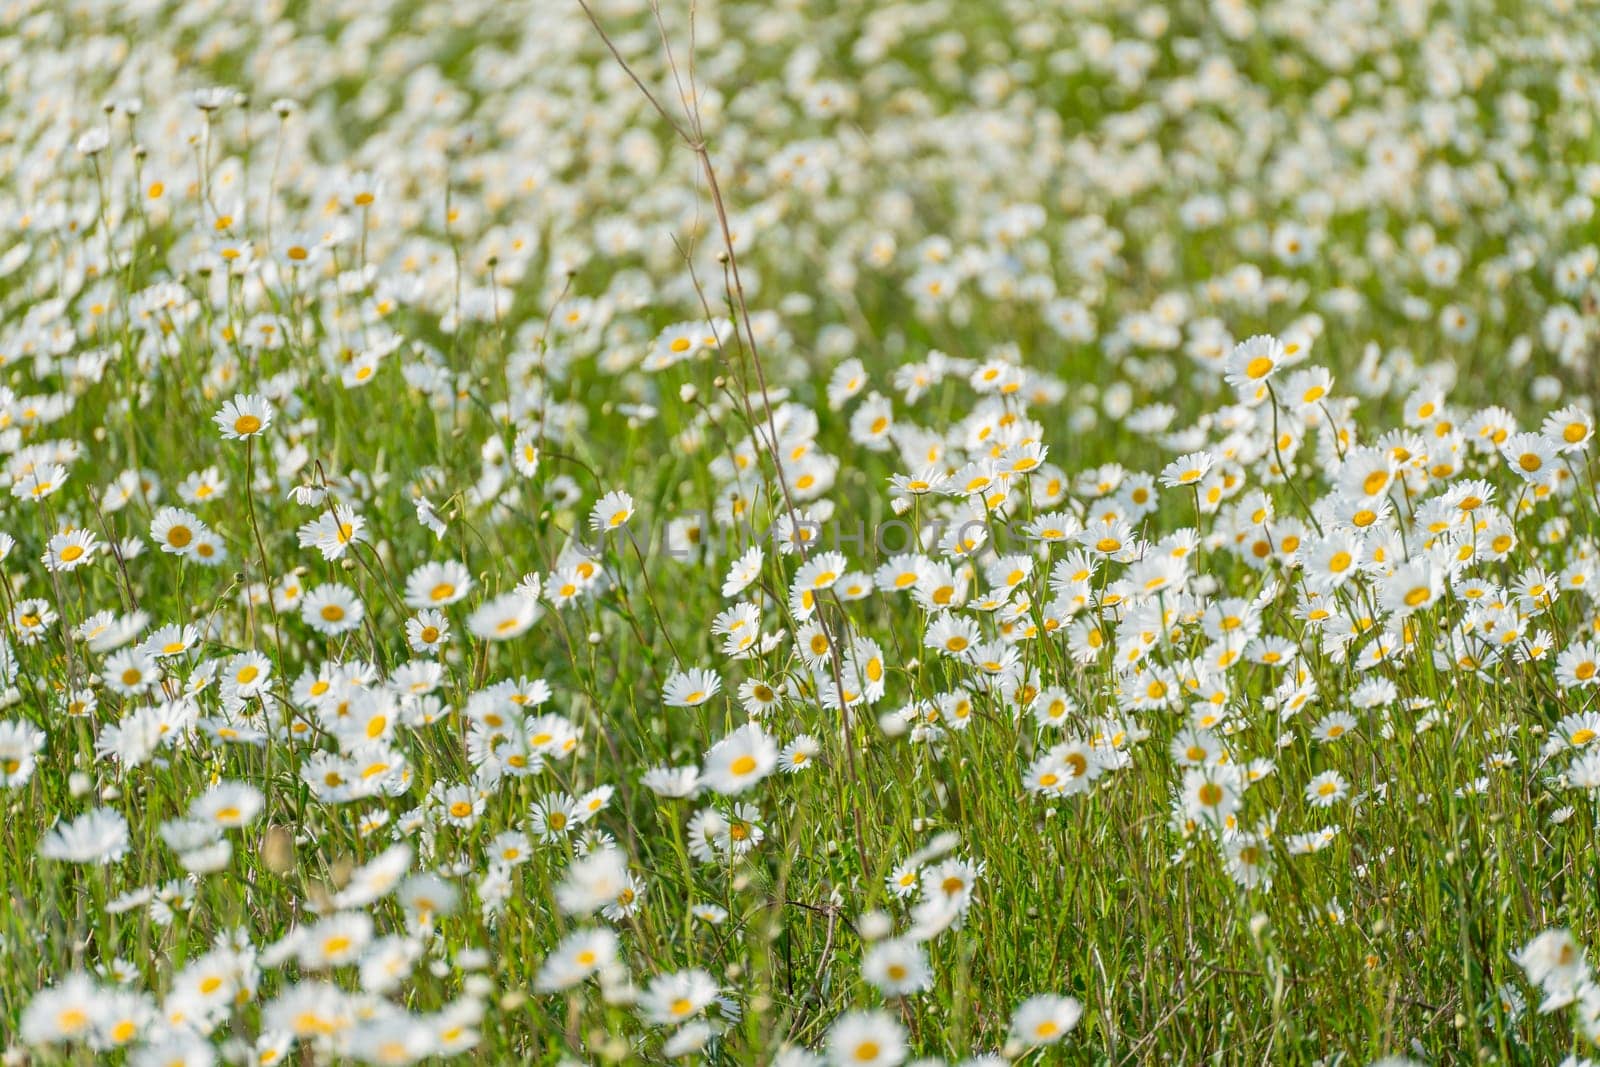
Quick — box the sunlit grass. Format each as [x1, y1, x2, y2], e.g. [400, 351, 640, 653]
[4, 0, 1600, 1064]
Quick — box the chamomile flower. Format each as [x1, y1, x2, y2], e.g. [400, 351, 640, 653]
[191, 781, 265, 829]
[1224, 335, 1286, 402]
[0, 721, 46, 787]
[535, 928, 619, 992]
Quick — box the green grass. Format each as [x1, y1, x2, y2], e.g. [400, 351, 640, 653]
[4, 0, 1600, 1063]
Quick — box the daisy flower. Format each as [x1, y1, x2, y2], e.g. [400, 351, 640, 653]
[11, 463, 68, 502]
[150, 507, 206, 557]
[1159, 451, 1214, 488]
[404, 560, 473, 609]
[301, 584, 365, 635]
[722, 545, 765, 597]
[827, 1011, 907, 1067]
[407, 610, 451, 654]
[862, 939, 931, 995]
[213, 393, 273, 439]
[1010, 994, 1083, 1046]
[466, 592, 539, 641]
[779, 734, 821, 772]
[663, 667, 721, 708]
[1305, 770, 1349, 807]
[701, 724, 779, 795]
[43, 529, 97, 572]
[639, 969, 720, 1027]
[589, 489, 636, 533]
[39, 809, 130, 865]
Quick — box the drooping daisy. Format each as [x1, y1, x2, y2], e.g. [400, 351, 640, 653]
[722, 545, 765, 597]
[296, 506, 367, 562]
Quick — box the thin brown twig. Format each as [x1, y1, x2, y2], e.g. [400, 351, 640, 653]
[574, 0, 870, 864]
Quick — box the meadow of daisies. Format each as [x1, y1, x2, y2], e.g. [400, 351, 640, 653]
[12, 0, 1600, 1063]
